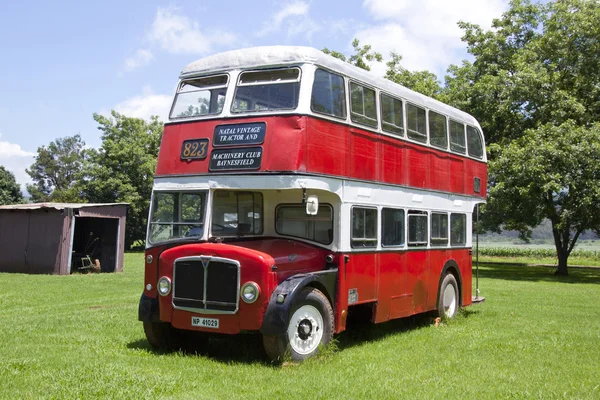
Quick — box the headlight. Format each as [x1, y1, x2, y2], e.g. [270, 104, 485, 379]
[240, 282, 260, 304]
[157, 277, 172, 296]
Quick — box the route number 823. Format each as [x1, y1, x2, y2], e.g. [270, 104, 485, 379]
[181, 139, 209, 160]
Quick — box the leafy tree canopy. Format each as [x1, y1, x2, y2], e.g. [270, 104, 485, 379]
[80, 111, 162, 248]
[0, 166, 23, 205]
[484, 121, 600, 275]
[323, 38, 382, 71]
[26, 134, 87, 202]
[450, 0, 600, 274]
[445, 0, 600, 144]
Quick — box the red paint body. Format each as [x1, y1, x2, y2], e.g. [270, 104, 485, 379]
[146, 114, 484, 335]
[156, 115, 487, 199]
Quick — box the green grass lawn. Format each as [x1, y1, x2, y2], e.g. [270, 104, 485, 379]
[1, 254, 600, 399]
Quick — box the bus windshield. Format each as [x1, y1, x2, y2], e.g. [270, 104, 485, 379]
[170, 75, 228, 119]
[232, 68, 300, 113]
[148, 191, 207, 243]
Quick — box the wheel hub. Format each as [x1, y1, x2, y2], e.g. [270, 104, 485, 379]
[297, 319, 313, 340]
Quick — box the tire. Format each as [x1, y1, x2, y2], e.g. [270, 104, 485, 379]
[143, 321, 181, 350]
[263, 287, 334, 362]
[436, 273, 460, 320]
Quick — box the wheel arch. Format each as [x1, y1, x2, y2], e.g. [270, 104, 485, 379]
[260, 270, 337, 336]
[437, 259, 463, 307]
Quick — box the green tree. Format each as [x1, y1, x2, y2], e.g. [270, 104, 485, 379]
[445, 0, 600, 144]
[452, 0, 600, 274]
[484, 122, 600, 275]
[323, 38, 382, 71]
[323, 39, 443, 98]
[80, 111, 162, 248]
[25, 135, 87, 202]
[0, 166, 23, 205]
[385, 52, 443, 99]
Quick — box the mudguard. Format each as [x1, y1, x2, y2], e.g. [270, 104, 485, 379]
[437, 260, 463, 306]
[138, 293, 160, 322]
[260, 269, 337, 335]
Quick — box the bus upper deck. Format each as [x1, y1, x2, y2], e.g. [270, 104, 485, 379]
[155, 46, 487, 200]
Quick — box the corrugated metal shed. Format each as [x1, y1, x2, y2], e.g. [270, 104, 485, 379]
[0, 203, 128, 275]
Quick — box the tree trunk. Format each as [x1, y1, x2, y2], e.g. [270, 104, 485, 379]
[555, 254, 569, 276]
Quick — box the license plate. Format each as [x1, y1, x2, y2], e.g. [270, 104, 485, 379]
[192, 316, 219, 329]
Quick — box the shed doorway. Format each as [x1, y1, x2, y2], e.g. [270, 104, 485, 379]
[70, 217, 120, 273]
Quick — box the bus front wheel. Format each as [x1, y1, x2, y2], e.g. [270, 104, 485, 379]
[263, 287, 334, 362]
[436, 273, 459, 320]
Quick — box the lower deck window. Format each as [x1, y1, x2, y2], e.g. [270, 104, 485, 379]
[382, 208, 405, 247]
[408, 211, 428, 246]
[276, 204, 333, 244]
[211, 191, 263, 236]
[430, 212, 449, 246]
[451, 213, 467, 246]
[351, 207, 377, 248]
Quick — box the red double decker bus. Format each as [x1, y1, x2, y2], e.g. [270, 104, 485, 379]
[138, 46, 487, 361]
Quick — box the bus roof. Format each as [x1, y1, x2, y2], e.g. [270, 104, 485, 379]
[181, 46, 480, 126]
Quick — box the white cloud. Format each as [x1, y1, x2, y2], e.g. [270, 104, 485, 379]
[148, 7, 236, 54]
[123, 49, 154, 72]
[359, 0, 508, 76]
[0, 135, 35, 188]
[114, 86, 172, 122]
[256, 1, 317, 38]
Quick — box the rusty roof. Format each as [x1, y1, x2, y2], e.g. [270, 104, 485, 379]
[0, 202, 129, 210]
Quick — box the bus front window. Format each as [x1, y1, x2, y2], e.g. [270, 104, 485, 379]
[232, 68, 300, 113]
[211, 191, 263, 236]
[148, 191, 207, 244]
[170, 75, 228, 119]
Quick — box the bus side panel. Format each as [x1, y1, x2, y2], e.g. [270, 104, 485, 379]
[458, 249, 473, 306]
[348, 128, 378, 181]
[426, 249, 449, 310]
[408, 147, 429, 189]
[450, 158, 465, 193]
[263, 116, 306, 172]
[405, 250, 430, 314]
[344, 252, 379, 305]
[379, 135, 407, 187]
[374, 251, 408, 323]
[430, 153, 450, 193]
[305, 117, 348, 177]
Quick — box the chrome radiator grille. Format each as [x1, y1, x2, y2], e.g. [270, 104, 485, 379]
[172, 256, 240, 313]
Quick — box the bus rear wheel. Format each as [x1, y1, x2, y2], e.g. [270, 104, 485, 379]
[436, 273, 459, 320]
[263, 287, 334, 362]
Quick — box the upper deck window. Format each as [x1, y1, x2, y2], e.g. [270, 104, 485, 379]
[406, 103, 427, 143]
[467, 126, 484, 159]
[429, 111, 448, 150]
[350, 82, 377, 128]
[381, 94, 404, 137]
[450, 120, 466, 154]
[170, 75, 228, 119]
[232, 68, 300, 113]
[311, 69, 347, 119]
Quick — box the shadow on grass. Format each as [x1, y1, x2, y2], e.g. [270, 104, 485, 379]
[127, 313, 448, 364]
[478, 263, 600, 284]
[127, 333, 271, 365]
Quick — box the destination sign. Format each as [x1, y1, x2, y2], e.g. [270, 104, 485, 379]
[213, 122, 266, 146]
[209, 147, 263, 171]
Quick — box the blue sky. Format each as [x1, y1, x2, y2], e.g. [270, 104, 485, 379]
[0, 0, 508, 190]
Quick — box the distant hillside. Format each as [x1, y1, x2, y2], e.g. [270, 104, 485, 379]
[480, 219, 599, 242]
